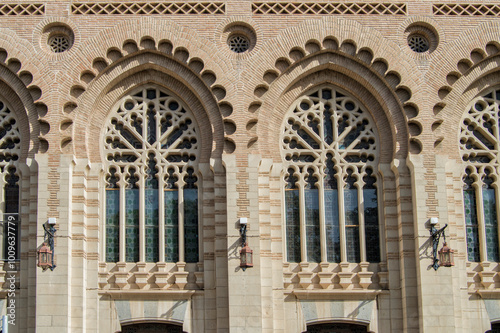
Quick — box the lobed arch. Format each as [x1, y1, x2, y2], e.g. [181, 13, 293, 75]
[0, 28, 51, 155]
[256, 54, 409, 163]
[244, 18, 420, 159]
[59, 17, 234, 160]
[428, 21, 500, 153]
[0, 81, 33, 162]
[62, 16, 232, 85]
[243, 17, 421, 76]
[432, 54, 500, 159]
[70, 52, 225, 163]
[0, 55, 44, 158]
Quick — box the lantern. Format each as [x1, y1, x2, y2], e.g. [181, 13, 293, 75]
[37, 242, 53, 270]
[438, 242, 455, 267]
[240, 243, 253, 270]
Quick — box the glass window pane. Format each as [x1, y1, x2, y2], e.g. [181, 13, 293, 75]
[105, 189, 120, 262]
[165, 190, 179, 262]
[184, 188, 199, 263]
[464, 188, 480, 262]
[285, 190, 301, 263]
[145, 188, 159, 262]
[324, 189, 340, 263]
[344, 187, 360, 262]
[483, 187, 499, 262]
[364, 188, 380, 262]
[5, 181, 18, 214]
[125, 188, 139, 262]
[305, 189, 320, 263]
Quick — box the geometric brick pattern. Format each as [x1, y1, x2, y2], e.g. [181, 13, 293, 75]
[72, 2, 225, 15]
[253, 2, 406, 15]
[433, 3, 500, 16]
[0, 3, 44, 15]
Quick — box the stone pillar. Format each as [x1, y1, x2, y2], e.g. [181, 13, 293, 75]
[35, 154, 72, 332]
[225, 153, 263, 332]
[408, 154, 458, 333]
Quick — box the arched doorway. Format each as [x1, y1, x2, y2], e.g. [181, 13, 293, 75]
[121, 322, 184, 333]
[306, 322, 369, 333]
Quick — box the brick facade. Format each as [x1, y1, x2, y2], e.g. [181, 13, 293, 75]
[0, 1, 499, 332]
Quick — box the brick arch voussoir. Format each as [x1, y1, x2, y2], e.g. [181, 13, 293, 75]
[64, 17, 231, 110]
[63, 18, 231, 158]
[65, 16, 232, 83]
[432, 60, 500, 160]
[0, 30, 46, 157]
[258, 63, 406, 164]
[252, 53, 412, 162]
[72, 56, 223, 163]
[430, 22, 500, 156]
[244, 17, 420, 159]
[0, 80, 33, 162]
[429, 22, 500, 156]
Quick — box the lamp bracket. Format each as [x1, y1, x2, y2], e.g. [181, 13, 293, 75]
[430, 223, 448, 271]
[43, 222, 57, 270]
[240, 224, 247, 247]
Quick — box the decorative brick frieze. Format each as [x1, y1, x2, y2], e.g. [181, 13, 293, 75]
[72, 2, 225, 15]
[0, 3, 44, 15]
[433, 3, 500, 16]
[252, 2, 406, 15]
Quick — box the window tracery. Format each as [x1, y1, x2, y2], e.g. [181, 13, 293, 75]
[281, 85, 380, 264]
[104, 87, 199, 264]
[460, 88, 500, 263]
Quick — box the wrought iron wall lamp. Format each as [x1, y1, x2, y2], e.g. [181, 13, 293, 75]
[429, 218, 454, 270]
[239, 218, 253, 271]
[37, 218, 57, 271]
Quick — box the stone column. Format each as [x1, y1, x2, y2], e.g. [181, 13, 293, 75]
[214, 157, 230, 332]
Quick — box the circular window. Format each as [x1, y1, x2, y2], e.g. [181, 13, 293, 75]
[40, 23, 75, 54]
[49, 35, 70, 53]
[221, 22, 257, 55]
[403, 22, 439, 54]
[407, 35, 429, 53]
[228, 35, 250, 53]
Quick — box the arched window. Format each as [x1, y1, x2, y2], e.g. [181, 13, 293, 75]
[0, 100, 20, 260]
[104, 87, 199, 263]
[460, 88, 500, 262]
[282, 86, 380, 263]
